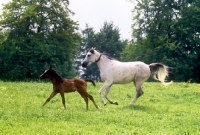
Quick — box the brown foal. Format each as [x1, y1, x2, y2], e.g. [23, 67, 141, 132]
[39, 67, 101, 110]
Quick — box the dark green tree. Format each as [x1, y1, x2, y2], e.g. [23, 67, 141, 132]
[172, 0, 200, 82]
[0, 0, 81, 80]
[95, 21, 127, 59]
[74, 24, 99, 80]
[121, 0, 200, 82]
[76, 22, 127, 81]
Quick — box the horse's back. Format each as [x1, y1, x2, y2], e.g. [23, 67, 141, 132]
[112, 61, 149, 74]
[130, 61, 151, 82]
[110, 61, 150, 84]
[129, 61, 150, 75]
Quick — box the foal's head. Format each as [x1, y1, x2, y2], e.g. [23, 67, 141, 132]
[82, 47, 101, 67]
[39, 67, 62, 81]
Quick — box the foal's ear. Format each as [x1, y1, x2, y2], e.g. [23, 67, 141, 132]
[49, 66, 52, 70]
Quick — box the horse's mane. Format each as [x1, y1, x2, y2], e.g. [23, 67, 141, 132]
[89, 48, 118, 61]
[101, 52, 118, 61]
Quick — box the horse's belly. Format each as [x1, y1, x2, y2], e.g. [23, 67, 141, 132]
[113, 76, 134, 84]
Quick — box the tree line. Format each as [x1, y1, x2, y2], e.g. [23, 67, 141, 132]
[121, 0, 200, 82]
[0, 0, 199, 82]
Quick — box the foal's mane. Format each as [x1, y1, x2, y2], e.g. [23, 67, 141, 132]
[50, 68, 63, 83]
[89, 48, 118, 61]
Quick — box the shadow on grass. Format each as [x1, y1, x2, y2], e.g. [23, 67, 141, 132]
[122, 104, 155, 112]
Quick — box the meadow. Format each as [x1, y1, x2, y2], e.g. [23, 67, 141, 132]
[0, 80, 199, 135]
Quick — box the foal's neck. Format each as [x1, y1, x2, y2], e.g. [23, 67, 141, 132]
[49, 73, 63, 84]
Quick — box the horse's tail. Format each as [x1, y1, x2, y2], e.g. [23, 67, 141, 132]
[85, 79, 96, 86]
[149, 63, 173, 86]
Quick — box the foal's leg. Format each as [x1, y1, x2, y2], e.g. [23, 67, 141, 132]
[105, 86, 118, 105]
[43, 91, 57, 107]
[87, 94, 101, 110]
[77, 91, 89, 110]
[83, 96, 89, 110]
[60, 92, 66, 109]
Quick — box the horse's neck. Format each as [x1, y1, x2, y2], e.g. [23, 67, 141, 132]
[97, 55, 111, 72]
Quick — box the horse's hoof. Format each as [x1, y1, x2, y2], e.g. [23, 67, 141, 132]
[104, 103, 106, 106]
[114, 102, 118, 105]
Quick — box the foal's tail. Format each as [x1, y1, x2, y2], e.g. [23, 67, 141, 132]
[85, 79, 96, 86]
[149, 63, 173, 86]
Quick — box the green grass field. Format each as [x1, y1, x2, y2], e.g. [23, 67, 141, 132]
[0, 81, 199, 134]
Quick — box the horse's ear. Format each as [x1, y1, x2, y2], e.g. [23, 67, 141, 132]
[90, 47, 96, 54]
[90, 49, 94, 54]
[50, 66, 52, 70]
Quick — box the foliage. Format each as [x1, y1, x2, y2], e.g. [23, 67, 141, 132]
[0, 81, 199, 134]
[0, 0, 81, 80]
[75, 22, 128, 81]
[122, 0, 200, 82]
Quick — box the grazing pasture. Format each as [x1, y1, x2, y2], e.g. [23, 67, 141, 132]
[0, 81, 199, 134]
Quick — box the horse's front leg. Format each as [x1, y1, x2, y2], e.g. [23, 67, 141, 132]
[99, 82, 111, 106]
[60, 92, 66, 109]
[105, 86, 118, 105]
[43, 91, 57, 107]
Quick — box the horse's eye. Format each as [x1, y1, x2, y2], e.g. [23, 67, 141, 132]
[87, 55, 90, 57]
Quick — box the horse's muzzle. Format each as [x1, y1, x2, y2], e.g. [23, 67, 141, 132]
[82, 61, 88, 68]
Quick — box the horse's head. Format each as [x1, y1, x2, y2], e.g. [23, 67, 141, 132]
[81, 47, 101, 68]
[39, 66, 55, 79]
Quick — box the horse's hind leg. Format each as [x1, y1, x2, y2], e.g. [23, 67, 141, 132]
[130, 84, 144, 105]
[87, 94, 101, 110]
[105, 86, 118, 105]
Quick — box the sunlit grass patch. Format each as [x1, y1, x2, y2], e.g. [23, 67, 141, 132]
[0, 81, 199, 134]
